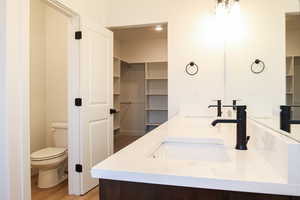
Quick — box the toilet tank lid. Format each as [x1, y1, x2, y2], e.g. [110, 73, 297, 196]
[52, 122, 68, 129]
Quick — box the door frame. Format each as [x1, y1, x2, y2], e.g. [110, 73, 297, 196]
[30, 0, 81, 197]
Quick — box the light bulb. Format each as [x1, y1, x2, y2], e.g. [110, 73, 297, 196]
[155, 25, 163, 31]
[216, 1, 226, 19]
[230, 0, 240, 17]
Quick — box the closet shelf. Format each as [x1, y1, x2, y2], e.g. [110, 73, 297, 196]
[146, 77, 168, 80]
[145, 123, 161, 126]
[145, 108, 168, 111]
[114, 93, 120, 95]
[146, 93, 168, 96]
[114, 75, 120, 78]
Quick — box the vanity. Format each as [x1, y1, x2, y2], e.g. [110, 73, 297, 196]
[91, 116, 300, 200]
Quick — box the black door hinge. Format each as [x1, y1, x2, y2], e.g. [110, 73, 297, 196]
[75, 164, 82, 173]
[75, 98, 82, 107]
[75, 31, 82, 40]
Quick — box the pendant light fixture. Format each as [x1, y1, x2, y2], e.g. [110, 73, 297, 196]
[216, 0, 240, 17]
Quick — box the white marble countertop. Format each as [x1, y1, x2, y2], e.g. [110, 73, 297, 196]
[91, 115, 300, 196]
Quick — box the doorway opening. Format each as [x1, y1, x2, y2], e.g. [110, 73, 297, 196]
[109, 24, 169, 152]
[285, 13, 300, 140]
[285, 14, 300, 118]
[29, 0, 80, 198]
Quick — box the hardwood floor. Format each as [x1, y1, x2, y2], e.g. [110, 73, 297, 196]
[114, 134, 141, 153]
[31, 177, 99, 200]
[32, 135, 141, 200]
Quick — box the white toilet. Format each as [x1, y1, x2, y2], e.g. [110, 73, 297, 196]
[31, 122, 68, 188]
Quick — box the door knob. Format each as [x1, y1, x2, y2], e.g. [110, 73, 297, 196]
[110, 109, 117, 114]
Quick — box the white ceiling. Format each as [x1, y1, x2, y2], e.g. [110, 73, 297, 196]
[112, 24, 168, 41]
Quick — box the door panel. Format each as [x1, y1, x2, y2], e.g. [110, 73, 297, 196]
[80, 19, 113, 194]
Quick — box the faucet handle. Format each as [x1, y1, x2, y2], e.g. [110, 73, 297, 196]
[223, 105, 247, 109]
[232, 99, 242, 104]
[209, 100, 222, 108]
[232, 99, 241, 110]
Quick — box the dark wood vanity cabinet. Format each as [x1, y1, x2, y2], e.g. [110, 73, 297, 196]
[99, 179, 300, 200]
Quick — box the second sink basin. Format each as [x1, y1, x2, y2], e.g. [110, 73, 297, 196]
[150, 139, 230, 162]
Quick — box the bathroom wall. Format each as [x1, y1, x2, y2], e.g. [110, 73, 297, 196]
[106, 0, 300, 117]
[30, 0, 47, 154]
[30, 0, 68, 151]
[286, 20, 300, 56]
[45, 5, 69, 146]
[225, 0, 294, 117]
[287, 28, 300, 56]
[120, 38, 167, 63]
[58, 0, 109, 26]
[113, 27, 168, 63]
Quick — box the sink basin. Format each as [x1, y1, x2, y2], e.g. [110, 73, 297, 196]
[150, 140, 230, 162]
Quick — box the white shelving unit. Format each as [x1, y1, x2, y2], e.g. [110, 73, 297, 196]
[113, 57, 121, 134]
[286, 56, 300, 119]
[113, 60, 168, 135]
[145, 62, 168, 133]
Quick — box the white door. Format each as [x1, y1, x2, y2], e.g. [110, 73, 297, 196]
[79, 19, 113, 194]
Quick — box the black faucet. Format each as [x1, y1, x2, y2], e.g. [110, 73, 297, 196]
[280, 105, 300, 133]
[211, 105, 249, 151]
[208, 100, 222, 117]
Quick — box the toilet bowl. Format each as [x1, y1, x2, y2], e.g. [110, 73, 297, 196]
[31, 147, 67, 188]
[31, 122, 68, 188]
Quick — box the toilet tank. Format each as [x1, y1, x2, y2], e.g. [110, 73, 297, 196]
[51, 122, 68, 148]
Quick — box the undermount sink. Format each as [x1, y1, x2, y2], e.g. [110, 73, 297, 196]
[150, 140, 230, 162]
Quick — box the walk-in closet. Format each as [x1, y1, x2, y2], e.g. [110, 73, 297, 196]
[111, 25, 168, 151]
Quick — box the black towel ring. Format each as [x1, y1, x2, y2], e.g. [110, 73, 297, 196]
[186, 62, 199, 76]
[251, 59, 265, 74]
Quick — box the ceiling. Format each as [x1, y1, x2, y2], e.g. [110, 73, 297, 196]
[111, 24, 168, 41]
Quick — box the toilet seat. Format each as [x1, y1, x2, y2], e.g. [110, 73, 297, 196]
[31, 147, 67, 161]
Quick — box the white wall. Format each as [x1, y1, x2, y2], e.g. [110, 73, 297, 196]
[120, 38, 167, 63]
[287, 27, 300, 56]
[30, 0, 47, 154]
[45, 5, 68, 146]
[107, 0, 300, 117]
[30, 1, 68, 152]
[57, 0, 109, 26]
[225, 0, 289, 117]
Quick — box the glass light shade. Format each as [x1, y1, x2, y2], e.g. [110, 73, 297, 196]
[230, 1, 240, 17]
[216, 1, 226, 19]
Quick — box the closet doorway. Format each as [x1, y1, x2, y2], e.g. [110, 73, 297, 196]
[110, 24, 168, 152]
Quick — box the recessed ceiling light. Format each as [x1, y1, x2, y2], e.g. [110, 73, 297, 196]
[155, 25, 163, 31]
